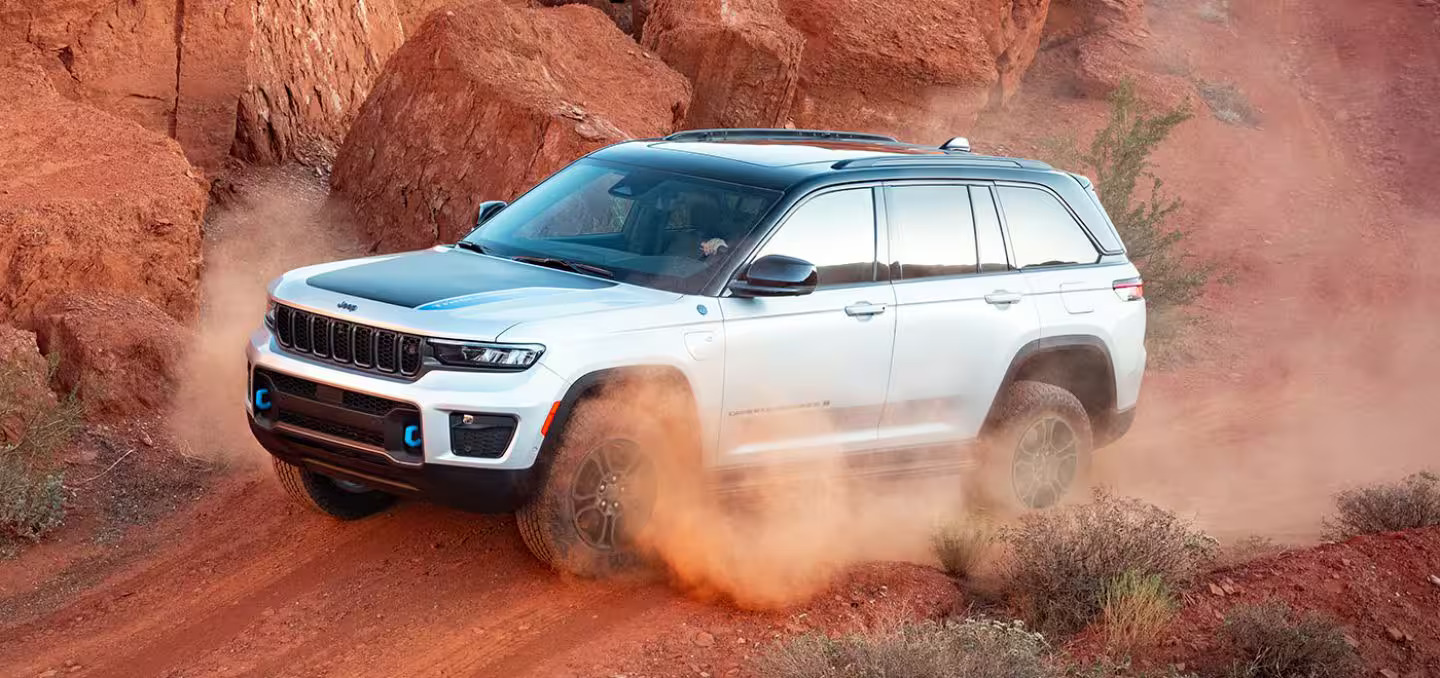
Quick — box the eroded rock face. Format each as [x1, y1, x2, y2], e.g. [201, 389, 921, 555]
[642, 0, 803, 128]
[34, 294, 189, 421]
[2, 0, 412, 171]
[1040, 0, 1149, 98]
[778, 0, 1050, 141]
[332, 0, 691, 253]
[0, 326, 55, 444]
[0, 65, 206, 328]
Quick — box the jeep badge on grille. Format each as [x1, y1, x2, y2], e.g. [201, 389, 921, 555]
[336, 301, 358, 312]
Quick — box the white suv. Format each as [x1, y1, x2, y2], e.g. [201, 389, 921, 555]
[246, 129, 1146, 576]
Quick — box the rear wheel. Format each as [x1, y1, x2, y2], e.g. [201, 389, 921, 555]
[272, 458, 396, 520]
[972, 380, 1093, 512]
[517, 392, 686, 577]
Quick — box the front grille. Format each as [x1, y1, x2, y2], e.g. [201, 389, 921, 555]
[258, 368, 407, 417]
[274, 304, 424, 378]
[278, 411, 386, 448]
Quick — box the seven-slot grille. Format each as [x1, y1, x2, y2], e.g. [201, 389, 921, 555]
[274, 304, 424, 377]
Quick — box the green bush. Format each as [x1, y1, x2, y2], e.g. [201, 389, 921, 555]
[759, 618, 1051, 678]
[1222, 602, 1360, 678]
[1004, 489, 1214, 635]
[1324, 472, 1440, 539]
[1, 358, 80, 546]
[1045, 81, 1212, 315]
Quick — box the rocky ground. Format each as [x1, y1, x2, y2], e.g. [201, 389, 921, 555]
[1, 0, 1439, 676]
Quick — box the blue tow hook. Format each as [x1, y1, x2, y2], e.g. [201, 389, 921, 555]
[404, 425, 422, 448]
[254, 388, 272, 411]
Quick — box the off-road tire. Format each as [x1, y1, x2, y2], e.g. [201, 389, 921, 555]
[272, 458, 396, 520]
[973, 380, 1094, 513]
[517, 393, 692, 578]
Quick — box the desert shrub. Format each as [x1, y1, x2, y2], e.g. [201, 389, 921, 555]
[1044, 82, 1212, 317]
[0, 358, 80, 545]
[1101, 570, 1177, 651]
[1221, 602, 1360, 678]
[759, 618, 1051, 678]
[1004, 489, 1214, 635]
[932, 516, 998, 579]
[1324, 472, 1440, 539]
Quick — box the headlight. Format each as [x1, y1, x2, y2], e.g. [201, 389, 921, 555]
[429, 339, 544, 371]
[264, 300, 277, 329]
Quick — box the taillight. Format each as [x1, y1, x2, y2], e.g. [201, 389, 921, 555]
[1113, 277, 1144, 301]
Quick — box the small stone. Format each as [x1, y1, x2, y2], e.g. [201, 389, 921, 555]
[1385, 627, 1409, 643]
[66, 667, 82, 675]
[1342, 633, 1360, 649]
[693, 631, 715, 647]
[1427, 574, 1440, 587]
[38, 671, 59, 678]
[1379, 670, 1399, 678]
[1209, 582, 1226, 596]
[1220, 579, 1240, 595]
[1341, 558, 1353, 567]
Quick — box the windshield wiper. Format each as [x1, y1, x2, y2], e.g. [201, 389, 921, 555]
[511, 255, 614, 278]
[454, 240, 489, 255]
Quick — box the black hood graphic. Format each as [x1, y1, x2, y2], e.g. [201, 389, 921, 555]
[306, 249, 614, 308]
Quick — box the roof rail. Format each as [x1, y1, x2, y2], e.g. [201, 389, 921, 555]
[833, 155, 1049, 170]
[662, 128, 899, 144]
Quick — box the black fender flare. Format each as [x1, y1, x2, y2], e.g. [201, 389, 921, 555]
[982, 335, 1116, 430]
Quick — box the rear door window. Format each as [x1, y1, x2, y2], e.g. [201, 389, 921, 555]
[970, 186, 1009, 273]
[997, 186, 1100, 268]
[885, 185, 977, 280]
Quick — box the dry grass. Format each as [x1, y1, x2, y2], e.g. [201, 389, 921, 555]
[759, 618, 1052, 678]
[1222, 602, 1360, 678]
[932, 516, 998, 579]
[1101, 571, 1177, 652]
[1324, 472, 1440, 539]
[1004, 489, 1214, 635]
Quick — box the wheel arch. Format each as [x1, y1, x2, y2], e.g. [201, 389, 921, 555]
[529, 365, 702, 492]
[984, 335, 1117, 433]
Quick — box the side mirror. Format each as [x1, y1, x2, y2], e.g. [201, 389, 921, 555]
[730, 255, 818, 298]
[476, 200, 507, 227]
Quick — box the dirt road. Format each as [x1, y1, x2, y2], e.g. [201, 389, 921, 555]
[3, 0, 1439, 676]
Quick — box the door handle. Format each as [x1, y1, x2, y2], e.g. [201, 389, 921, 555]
[984, 291, 1023, 306]
[844, 302, 888, 317]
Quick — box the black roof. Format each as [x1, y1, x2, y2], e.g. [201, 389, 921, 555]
[588, 133, 1055, 192]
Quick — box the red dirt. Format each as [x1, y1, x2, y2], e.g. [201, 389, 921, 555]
[1066, 527, 1440, 676]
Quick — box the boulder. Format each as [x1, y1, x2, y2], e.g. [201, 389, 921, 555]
[332, 0, 691, 253]
[535, 0, 651, 35]
[0, 326, 55, 444]
[1039, 0, 1151, 99]
[642, 0, 804, 128]
[778, 0, 1051, 141]
[34, 294, 189, 421]
[0, 65, 206, 328]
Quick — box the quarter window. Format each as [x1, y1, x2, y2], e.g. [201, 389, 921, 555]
[753, 189, 877, 287]
[886, 185, 977, 280]
[997, 186, 1099, 268]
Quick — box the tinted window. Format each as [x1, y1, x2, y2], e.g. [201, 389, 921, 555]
[887, 185, 976, 280]
[970, 186, 1009, 273]
[997, 186, 1099, 268]
[467, 159, 780, 294]
[755, 189, 876, 287]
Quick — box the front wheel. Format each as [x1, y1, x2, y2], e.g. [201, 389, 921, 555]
[272, 458, 396, 520]
[516, 394, 682, 578]
[972, 380, 1094, 512]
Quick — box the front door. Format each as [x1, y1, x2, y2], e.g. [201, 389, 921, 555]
[716, 187, 896, 462]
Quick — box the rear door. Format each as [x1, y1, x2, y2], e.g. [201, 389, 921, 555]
[879, 183, 1042, 449]
[716, 186, 896, 462]
[993, 184, 1110, 336]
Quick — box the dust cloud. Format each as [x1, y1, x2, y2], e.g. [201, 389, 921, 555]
[168, 168, 363, 468]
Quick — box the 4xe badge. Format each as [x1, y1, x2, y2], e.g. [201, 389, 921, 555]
[336, 301, 358, 312]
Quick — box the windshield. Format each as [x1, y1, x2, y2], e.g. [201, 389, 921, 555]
[462, 159, 781, 293]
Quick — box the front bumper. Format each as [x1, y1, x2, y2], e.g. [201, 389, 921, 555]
[246, 328, 570, 510]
